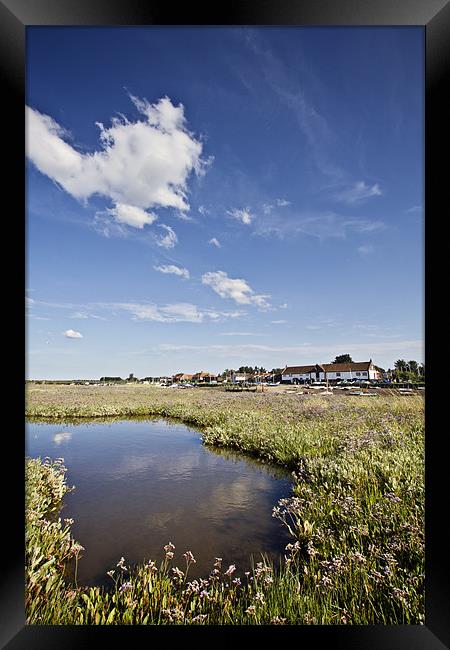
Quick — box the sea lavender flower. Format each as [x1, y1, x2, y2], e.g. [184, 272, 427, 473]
[224, 564, 236, 577]
[350, 551, 367, 564]
[192, 614, 208, 624]
[184, 580, 200, 595]
[146, 560, 157, 573]
[254, 592, 265, 604]
[172, 566, 184, 580]
[271, 616, 287, 625]
[164, 542, 175, 560]
[71, 543, 85, 556]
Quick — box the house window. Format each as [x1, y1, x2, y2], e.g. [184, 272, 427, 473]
[336, 372, 341, 377]
[356, 372, 361, 376]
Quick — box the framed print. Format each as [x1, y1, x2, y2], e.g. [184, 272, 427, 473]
[1, 0, 448, 647]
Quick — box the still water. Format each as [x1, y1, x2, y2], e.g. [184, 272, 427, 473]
[26, 418, 292, 587]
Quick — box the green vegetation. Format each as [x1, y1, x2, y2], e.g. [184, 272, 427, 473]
[25, 384, 424, 624]
[332, 354, 353, 364]
[392, 359, 425, 383]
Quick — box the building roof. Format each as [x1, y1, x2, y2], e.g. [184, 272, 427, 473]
[283, 365, 323, 374]
[322, 361, 372, 372]
[193, 371, 217, 378]
[283, 361, 374, 374]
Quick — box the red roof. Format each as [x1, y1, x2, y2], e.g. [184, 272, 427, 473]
[283, 361, 374, 374]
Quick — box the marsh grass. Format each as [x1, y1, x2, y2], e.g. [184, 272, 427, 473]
[25, 385, 424, 624]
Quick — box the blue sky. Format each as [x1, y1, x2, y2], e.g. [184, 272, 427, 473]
[26, 27, 424, 379]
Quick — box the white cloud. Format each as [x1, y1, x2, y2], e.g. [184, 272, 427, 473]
[154, 339, 423, 358]
[64, 329, 83, 339]
[357, 244, 374, 257]
[198, 205, 209, 215]
[156, 224, 178, 249]
[106, 203, 158, 229]
[28, 297, 245, 324]
[201, 271, 271, 309]
[174, 211, 195, 222]
[227, 207, 253, 225]
[154, 264, 190, 279]
[208, 237, 221, 248]
[256, 211, 385, 240]
[92, 212, 129, 238]
[110, 301, 243, 323]
[219, 332, 266, 337]
[71, 311, 107, 321]
[271, 320, 287, 324]
[334, 181, 382, 204]
[263, 199, 290, 215]
[26, 96, 207, 228]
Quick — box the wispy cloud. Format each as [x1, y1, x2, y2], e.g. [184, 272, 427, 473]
[153, 339, 423, 359]
[201, 271, 271, 309]
[240, 31, 384, 201]
[29, 297, 245, 324]
[71, 311, 107, 320]
[110, 301, 243, 323]
[226, 207, 253, 225]
[154, 264, 190, 279]
[219, 332, 267, 337]
[262, 199, 290, 215]
[156, 224, 178, 249]
[208, 237, 221, 248]
[240, 29, 344, 183]
[357, 244, 375, 257]
[256, 211, 385, 241]
[334, 181, 382, 204]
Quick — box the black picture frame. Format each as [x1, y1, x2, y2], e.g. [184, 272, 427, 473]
[2, 0, 448, 647]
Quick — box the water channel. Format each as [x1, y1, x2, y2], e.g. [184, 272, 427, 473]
[26, 418, 293, 587]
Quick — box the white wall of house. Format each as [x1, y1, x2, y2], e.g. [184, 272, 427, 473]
[282, 369, 378, 382]
[321, 370, 369, 380]
[282, 372, 316, 382]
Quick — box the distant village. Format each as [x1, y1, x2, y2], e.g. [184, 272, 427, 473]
[28, 355, 425, 386]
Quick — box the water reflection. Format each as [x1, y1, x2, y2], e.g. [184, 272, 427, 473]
[26, 418, 292, 587]
[53, 431, 72, 445]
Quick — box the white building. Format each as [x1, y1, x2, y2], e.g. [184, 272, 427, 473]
[282, 360, 381, 383]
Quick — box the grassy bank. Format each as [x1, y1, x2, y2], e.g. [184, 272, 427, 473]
[25, 384, 424, 624]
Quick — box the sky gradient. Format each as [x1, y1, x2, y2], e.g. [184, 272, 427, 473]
[26, 26, 424, 379]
